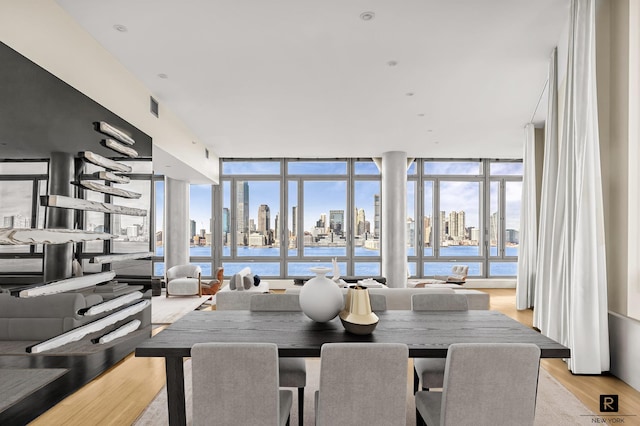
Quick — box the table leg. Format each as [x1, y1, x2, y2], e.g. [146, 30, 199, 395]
[165, 356, 186, 426]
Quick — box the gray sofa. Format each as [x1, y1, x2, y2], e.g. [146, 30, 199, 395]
[214, 286, 490, 311]
[0, 292, 107, 341]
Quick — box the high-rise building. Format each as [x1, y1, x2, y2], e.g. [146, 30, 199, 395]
[356, 208, 366, 236]
[291, 206, 297, 236]
[329, 210, 345, 235]
[406, 217, 415, 244]
[274, 213, 280, 244]
[374, 194, 380, 237]
[257, 204, 270, 236]
[440, 210, 447, 242]
[423, 215, 432, 246]
[222, 208, 230, 233]
[490, 211, 499, 245]
[448, 211, 466, 240]
[113, 214, 122, 235]
[236, 181, 250, 245]
[190, 219, 196, 240]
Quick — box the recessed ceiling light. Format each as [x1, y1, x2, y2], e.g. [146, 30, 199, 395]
[192, 141, 197, 144]
[113, 24, 128, 32]
[360, 11, 375, 21]
[406, 92, 415, 97]
[434, 141, 440, 144]
[418, 114, 425, 117]
[387, 60, 398, 67]
[427, 129, 433, 132]
[165, 164, 172, 168]
[158, 73, 169, 79]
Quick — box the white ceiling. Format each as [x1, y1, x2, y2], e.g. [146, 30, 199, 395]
[56, 0, 570, 160]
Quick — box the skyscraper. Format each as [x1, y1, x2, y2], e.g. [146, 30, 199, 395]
[236, 181, 250, 245]
[291, 205, 297, 237]
[190, 220, 196, 240]
[257, 204, 270, 236]
[356, 208, 366, 236]
[373, 194, 380, 238]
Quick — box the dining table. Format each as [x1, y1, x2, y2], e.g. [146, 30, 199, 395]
[135, 309, 570, 426]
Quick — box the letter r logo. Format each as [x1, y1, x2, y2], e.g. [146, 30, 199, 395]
[599, 394, 618, 412]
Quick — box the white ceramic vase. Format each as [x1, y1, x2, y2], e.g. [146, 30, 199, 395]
[299, 266, 344, 322]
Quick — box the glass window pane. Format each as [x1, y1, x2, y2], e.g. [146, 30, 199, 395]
[84, 189, 105, 253]
[223, 262, 280, 277]
[186, 262, 212, 277]
[288, 161, 347, 175]
[222, 161, 280, 175]
[0, 180, 33, 253]
[354, 181, 380, 257]
[354, 161, 380, 175]
[505, 181, 522, 256]
[155, 180, 164, 256]
[407, 161, 417, 175]
[438, 181, 481, 256]
[491, 162, 523, 176]
[154, 261, 165, 277]
[288, 181, 298, 256]
[425, 161, 482, 175]
[0, 162, 47, 174]
[423, 181, 434, 257]
[424, 262, 482, 277]
[407, 181, 416, 256]
[190, 184, 212, 256]
[303, 181, 347, 257]
[111, 180, 151, 253]
[354, 262, 380, 276]
[490, 262, 517, 276]
[489, 181, 500, 257]
[287, 262, 346, 277]
[235, 181, 280, 257]
[407, 262, 416, 277]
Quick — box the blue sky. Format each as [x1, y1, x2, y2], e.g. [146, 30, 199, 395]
[157, 160, 522, 233]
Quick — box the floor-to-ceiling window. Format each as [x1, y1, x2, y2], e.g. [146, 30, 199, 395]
[152, 158, 521, 280]
[408, 159, 522, 278]
[0, 161, 48, 275]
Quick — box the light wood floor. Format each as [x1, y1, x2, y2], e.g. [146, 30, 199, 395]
[30, 289, 640, 425]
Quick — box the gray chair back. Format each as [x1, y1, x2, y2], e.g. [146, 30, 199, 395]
[191, 342, 292, 426]
[440, 343, 540, 425]
[250, 293, 301, 311]
[411, 293, 468, 311]
[316, 343, 408, 426]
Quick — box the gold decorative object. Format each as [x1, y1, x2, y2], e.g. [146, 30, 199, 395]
[339, 285, 379, 335]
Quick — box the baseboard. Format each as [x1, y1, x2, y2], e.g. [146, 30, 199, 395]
[608, 312, 640, 391]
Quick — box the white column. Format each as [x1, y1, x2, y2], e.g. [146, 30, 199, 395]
[381, 151, 407, 288]
[164, 177, 190, 271]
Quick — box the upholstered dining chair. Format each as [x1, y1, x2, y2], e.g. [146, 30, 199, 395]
[415, 343, 541, 426]
[165, 264, 202, 297]
[411, 293, 469, 396]
[191, 342, 292, 426]
[315, 343, 408, 426]
[249, 293, 306, 426]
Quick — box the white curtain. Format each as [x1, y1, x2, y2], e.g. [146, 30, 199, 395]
[533, 48, 559, 332]
[540, 0, 609, 374]
[516, 124, 537, 309]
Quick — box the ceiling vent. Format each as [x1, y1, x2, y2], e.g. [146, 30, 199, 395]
[150, 97, 159, 117]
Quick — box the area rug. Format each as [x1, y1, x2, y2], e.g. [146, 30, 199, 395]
[151, 292, 211, 324]
[133, 359, 595, 425]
